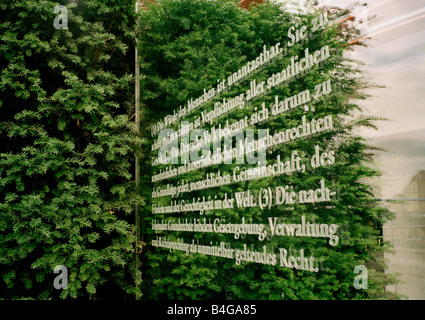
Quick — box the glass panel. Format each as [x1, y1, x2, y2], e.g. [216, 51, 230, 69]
[320, 0, 425, 300]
